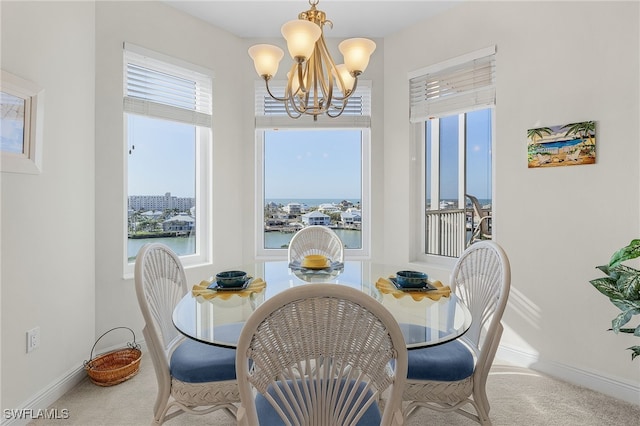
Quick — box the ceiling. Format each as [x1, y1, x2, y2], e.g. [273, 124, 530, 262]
[163, 1, 462, 39]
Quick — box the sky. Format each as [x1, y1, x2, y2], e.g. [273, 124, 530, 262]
[127, 114, 196, 198]
[264, 129, 362, 200]
[429, 108, 492, 201]
[127, 111, 490, 202]
[127, 116, 363, 200]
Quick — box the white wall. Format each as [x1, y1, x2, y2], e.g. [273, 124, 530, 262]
[1, 0, 96, 414]
[384, 1, 640, 401]
[2, 0, 639, 415]
[94, 1, 248, 349]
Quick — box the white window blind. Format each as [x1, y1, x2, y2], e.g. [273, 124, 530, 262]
[123, 43, 213, 128]
[409, 46, 496, 122]
[254, 81, 371, 129]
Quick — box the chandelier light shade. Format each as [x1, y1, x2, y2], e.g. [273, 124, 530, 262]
[281, 20, 322, 60]
[338, 38, 377, 74]
[248, 44, 285, 78]
[248, 0, 376, 120]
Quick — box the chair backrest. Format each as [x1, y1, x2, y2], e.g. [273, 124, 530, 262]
[450, 241, 511, 373]
[466, 194, 491, 239]
[288, 225, 345, 263]
[236, 284, 407, 426]
[134, 243, 187, 367]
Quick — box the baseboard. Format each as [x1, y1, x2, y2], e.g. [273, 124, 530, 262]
[496, 344, 640, 406]
[1, 365, 86, 426]
[1, 341, 149, 426]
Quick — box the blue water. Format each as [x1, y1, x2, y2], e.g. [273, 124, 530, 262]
[265, 229, 361, 249]
[266, 198, 361, 207]
[127, 229, 362, 258]
[128, 236, 195, 261]
[537, 138, 582, 149]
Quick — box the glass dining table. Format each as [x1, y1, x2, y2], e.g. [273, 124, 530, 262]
[172, 260, 472, 350]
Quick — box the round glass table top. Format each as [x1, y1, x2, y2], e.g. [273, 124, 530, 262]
[173, 260, 472, 349]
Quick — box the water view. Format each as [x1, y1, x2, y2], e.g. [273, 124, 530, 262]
[127, 227, 362, 262]
[128, 236, 195, 262]
[264, 228, 361, 250]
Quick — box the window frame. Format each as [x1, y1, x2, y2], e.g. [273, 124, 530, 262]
[122, 43, 213, 276]
[254, 127, 371, 260]
[411, 107, 495, 264]
[408, 46, 496, 263]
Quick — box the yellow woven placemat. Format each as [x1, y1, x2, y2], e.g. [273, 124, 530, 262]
[375, 277, 451, 301]
[192, 278, 266, 300]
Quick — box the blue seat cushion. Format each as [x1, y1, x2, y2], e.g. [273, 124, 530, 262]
[169, 339, 236, 383]
[255, 379, 381, 425]
[407, 339, 474, 381]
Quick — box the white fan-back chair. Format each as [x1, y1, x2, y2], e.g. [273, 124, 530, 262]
[134, 243, 240, 425]
[236, 284, 408, 426]
[288, 225, 344, 263]
[466, 194, 492, 246]
[403, 241, 511, 425]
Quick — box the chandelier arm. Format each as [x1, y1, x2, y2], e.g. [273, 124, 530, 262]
[284, 100, 303, 118]
[316, 35, 338, 107]
[320, 45, 334, 109]
[285, 91, 305, 118]
[307, 46, 321, 113]
[326, 107, 347, 118]
[330, 72, 359, 104]
[295, 62, 307, 96]
[284, 62, 310, 118]
[325, 97, 349, 117]
[264, 77, 291, 103]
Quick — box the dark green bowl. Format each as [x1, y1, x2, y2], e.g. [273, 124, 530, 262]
[395, 270, 428, 288]
[215, 270, 247, 288]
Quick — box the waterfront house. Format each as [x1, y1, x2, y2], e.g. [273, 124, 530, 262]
[162, 214, 195, 233]
[317, 203, 341, 214]
[1, 1, 638, 420]
[283, 203, 302, 215]
[341, 209, 362, 227]
[141, 210, 163, 220]
[301, 210, 331, 226]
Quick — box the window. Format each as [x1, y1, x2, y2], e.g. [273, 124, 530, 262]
[123, 43, 213, 271]
[410, 47, 495, 259]
[255, 82, 371, 258]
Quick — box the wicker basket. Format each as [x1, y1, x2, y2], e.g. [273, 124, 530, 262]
[84, 327, 142, 387]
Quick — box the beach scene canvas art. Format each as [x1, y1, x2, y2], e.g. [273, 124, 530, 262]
[527, 121, 596, 168]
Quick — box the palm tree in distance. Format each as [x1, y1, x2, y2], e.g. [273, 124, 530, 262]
[527, 127, 553, 163]
[561, 121, 595, 144]
[527, 126, 553, 142]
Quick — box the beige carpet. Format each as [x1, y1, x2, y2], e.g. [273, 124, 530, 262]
[28, 355, 639, 425]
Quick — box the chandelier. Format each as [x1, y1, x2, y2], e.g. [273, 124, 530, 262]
[248, 0, 376, 120]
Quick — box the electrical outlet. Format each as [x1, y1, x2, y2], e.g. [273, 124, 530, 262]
[26, 327, 40, 353]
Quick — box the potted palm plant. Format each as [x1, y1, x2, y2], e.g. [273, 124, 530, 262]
[590, 239, 640, 360]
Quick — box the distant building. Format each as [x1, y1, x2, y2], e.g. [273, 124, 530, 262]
[318, 203, 340, 213]
[301, 211, 330, 226]
[341, 209, 362, 226]
[141, 210, 163, 220]
[283, 203, 302, 215]
[339, 200, 355, 209]
[128, 192, 195, 212]
[265, 202, 279, 212]
[162, 214, 195, 232]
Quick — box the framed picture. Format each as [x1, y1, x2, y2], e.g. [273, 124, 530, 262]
[1, 70, 45, 174]
[527, 121, 596, 168]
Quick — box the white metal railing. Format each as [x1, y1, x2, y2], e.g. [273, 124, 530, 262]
[425, 209, 468, 257]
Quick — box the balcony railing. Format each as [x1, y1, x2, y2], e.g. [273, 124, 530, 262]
[425, 208, 469, 257]
[424, 206, 491, 258]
